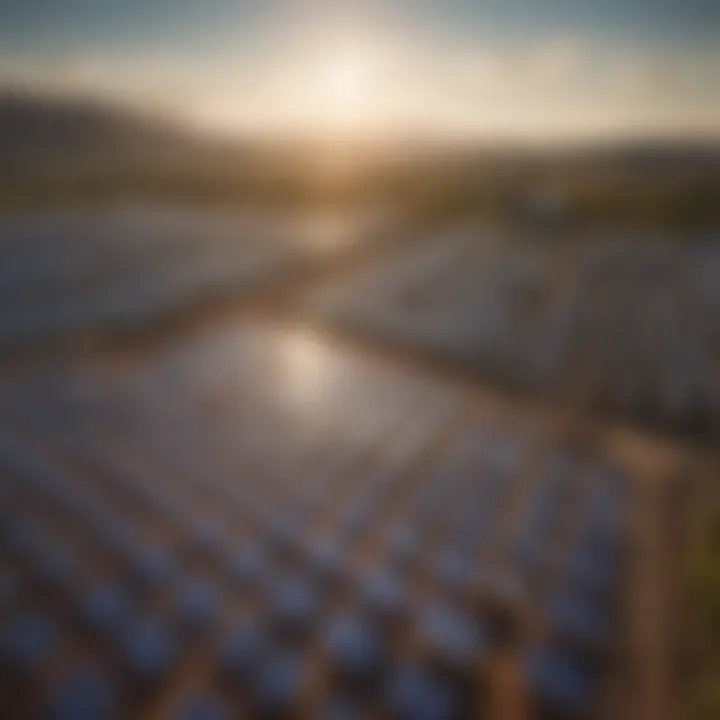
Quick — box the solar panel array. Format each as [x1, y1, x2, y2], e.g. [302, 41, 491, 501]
[0, 321, 630, 719]
[310, 229, 720, 432]
[0, 206, 354, 349]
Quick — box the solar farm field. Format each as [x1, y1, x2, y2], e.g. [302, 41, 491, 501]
[0, 204, 711, 719]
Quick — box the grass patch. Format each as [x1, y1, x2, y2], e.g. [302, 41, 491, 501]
[685, 497, 720, 719]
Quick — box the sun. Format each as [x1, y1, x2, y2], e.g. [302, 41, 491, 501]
[300, 43, 383, 137]
[323, 51, 373, 114]
[186, 32, 402, 140]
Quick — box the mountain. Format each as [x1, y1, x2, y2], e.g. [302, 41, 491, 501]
[0, 90, 206, 173]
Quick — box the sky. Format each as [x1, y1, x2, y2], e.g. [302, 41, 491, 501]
[0, 1, 719, 141]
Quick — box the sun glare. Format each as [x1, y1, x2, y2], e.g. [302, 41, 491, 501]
[188, 31, 415, 140]
[303, 44, 381, 137]
[324, 52, 373, 116]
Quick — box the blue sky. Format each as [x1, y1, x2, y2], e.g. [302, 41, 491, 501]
[1, 1, 718, 139]
[2, 1, 719, 47]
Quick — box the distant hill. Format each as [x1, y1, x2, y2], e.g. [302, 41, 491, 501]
[0, 90, 271, 207]
[0, 90, 205, 173]
[0, 88, 717, 224]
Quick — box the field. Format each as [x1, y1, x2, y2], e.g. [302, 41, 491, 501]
[0, 98, 718, 717]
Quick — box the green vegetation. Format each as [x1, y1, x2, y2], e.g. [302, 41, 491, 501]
[1, 146, 719, 233]
[685, 499, 720, 719]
